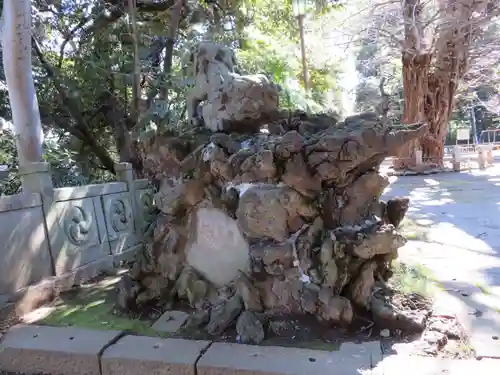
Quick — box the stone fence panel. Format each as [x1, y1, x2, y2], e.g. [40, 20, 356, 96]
[0, 163, 154, 296]
[0, 193, 53, 295]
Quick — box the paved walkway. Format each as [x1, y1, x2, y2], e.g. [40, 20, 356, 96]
[382, 164, 500, 358]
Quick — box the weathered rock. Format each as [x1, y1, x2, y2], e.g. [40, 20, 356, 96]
[175, 266, 210, 308]
[184, 310, 211, 330]
[141, 134, 195, 181]
[339, 172, 389, 225]
[234, 271, 263, 312]
[155, 178, 205, 215]
[422, 330, 448, 348]
[352, 225, 406, 260]
[206, 295, 244, 335]
[210, 133, 241, 154]
[206, 145, 234, 185]
[236, 311, 265, 344]
[300, 283, 320, 314]
[219, 186, 239, 218]
[115, 274, 141, 311]
[185, 206, 250, 286]
[384, 197, 410, 228]
[250, 242, 294, 276]
[275, 130, 304, 158]
[238, 149, 276, 181]
[254, 279, 278, 310]
[322, 260, 338, 289]
[281, 154, 322, 197]
[142, 275, 171, 300]
[126, 109, 423, 332]
[319, 232, 335, 265]
[347, 261, 377, 308]
[371, 294, 428, 333]
[427, 316, 462, 339]
[318, 287, 353, 325]
[296, 217, 324, 264]
[186, 41, 279, 132]
[157, 252, 183, 281]
[270, 268, 304, 312]
[236, 185, 316, 242]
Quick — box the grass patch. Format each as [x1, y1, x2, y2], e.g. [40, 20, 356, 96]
[474, 282, 492, 295]
[399, 217, 431, 242]
[390, 260, 442, 298]
[39, 277, 164, 337]
[261, 338, 341, 351]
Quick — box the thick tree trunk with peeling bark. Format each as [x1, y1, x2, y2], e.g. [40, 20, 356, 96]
[420, 75, 455, 165]
[393, 53, 430, 170]
[393, 0, 427, 170]
[394, 0, 475, 170]
[396, 58, 452, 168]
[2, 0, 44, 164]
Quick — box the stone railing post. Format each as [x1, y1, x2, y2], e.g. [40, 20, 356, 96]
[115, 162, 134, 186]
[18, 162, 54, 209]
[18, 161, 55, 274]
[414, 149, 423, 168]
[487, 147, 494, 166]
[477, 146, 486, 170]
[452, 145, 461, 172]
[114, 162, 141, 238]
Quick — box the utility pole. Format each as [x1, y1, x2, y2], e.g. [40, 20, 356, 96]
[292, 0, 309, 94]
[297, 14, 309, 92]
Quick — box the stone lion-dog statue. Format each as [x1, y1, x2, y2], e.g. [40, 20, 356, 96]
[185, 41, 280, 132]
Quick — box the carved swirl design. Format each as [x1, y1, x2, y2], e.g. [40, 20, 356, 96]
[109, 198, 132, 233]
[65, 206, 92, 245]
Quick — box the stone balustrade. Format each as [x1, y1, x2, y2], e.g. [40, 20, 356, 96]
[0, 162, 154, 296]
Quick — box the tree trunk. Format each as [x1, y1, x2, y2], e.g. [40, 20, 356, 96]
[393, 0, 427, 170]
[420, 74, 453, 166]
[392, 52, 431, 170]
[159, 0, 183, 102]
[420, 0, 474, 166]
[394, 0, 476, 170]
[2, 0, 44, 165]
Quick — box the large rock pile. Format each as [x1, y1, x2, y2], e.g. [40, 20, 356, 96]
[116, 111, 428, 341]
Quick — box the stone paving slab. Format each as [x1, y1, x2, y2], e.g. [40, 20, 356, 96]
[0, 325, 122, 375]
[197, 341, 380, 375]
[382, 168, 500, 359]
[373, 355, 498, 375]
[101, 335, 211, 375]
[151, 310, 189, 333]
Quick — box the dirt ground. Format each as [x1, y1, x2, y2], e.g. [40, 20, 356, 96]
[6, 268, 471, 360]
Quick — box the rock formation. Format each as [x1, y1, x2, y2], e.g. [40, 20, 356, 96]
[116, 111, 427, 342]
[185, 41, 280, 132]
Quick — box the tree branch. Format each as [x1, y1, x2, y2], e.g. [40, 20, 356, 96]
[79, 0, 176, 45]
[58, 16, 91, 68]
[128, 0, 141, 124]
[32, 37, 117, 173]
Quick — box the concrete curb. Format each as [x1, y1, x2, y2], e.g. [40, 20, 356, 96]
[0, 325, 122, 375]
[0, 325, 498, 375]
